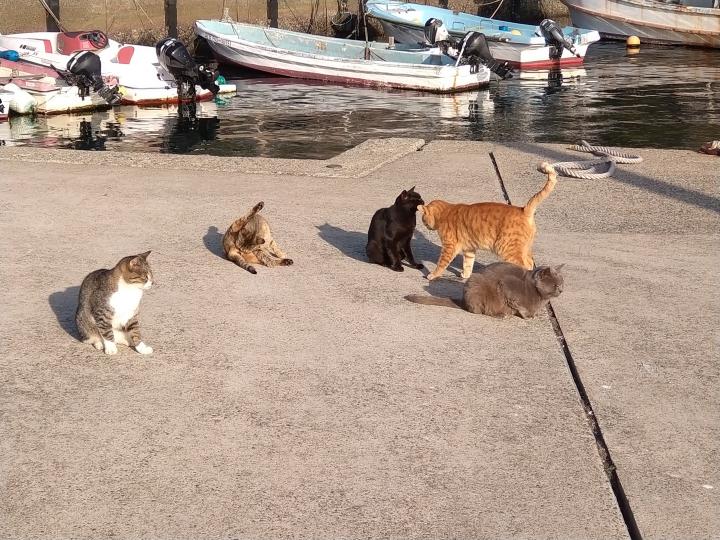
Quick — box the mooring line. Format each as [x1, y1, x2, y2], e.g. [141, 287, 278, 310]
[488, 151, 643, 540]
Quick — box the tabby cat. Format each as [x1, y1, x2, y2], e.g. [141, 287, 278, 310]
[223, 201, 293, 274]
[75, 251, 154, 355]
[366, 187, 425, 272]
[405, 262, 564, 318]
[420, 162, 557, 280]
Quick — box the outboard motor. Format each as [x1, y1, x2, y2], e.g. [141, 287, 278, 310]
[66, 51, 121, 104]
[156, 38, 219, 102]
[538, 19, 579, 59]
[457, 31, 513, 79]
[424, 18, 451, 46]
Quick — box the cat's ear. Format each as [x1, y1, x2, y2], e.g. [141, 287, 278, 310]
[408, 186, 416, 192]
[139, 250, 151, 259]
[400, 189, 408, 199]
[554, 263, 565, 273]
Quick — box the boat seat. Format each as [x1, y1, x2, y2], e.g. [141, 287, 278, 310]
[57, 31, 109, 55]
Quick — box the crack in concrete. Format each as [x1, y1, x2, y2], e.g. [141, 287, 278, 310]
[488, 151, 643, 540]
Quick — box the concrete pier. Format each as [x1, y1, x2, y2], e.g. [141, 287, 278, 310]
[1, 141, 717, 538]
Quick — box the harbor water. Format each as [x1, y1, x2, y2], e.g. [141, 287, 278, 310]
[1, 42, 718, 159]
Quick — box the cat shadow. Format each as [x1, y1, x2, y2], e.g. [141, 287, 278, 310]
[316, 223, 464, 276]
[203, 225, 225, 259]
[48, 286, 81, 340]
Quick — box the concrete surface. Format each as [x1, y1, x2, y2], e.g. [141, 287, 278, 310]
[0, 140, 717, 539]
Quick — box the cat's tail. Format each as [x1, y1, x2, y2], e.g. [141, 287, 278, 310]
[524, 162, 557, 218]
[404, 294, 463, 310]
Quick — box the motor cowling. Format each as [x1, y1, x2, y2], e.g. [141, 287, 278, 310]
[538, 19, 579, 59]
[458, 31, 513, 79]
[66, 51, 121, 104]
[156, 38, 220, 101]
[424, 18, 451, 46]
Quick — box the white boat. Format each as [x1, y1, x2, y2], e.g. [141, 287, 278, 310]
[194, 20, 492, 93]
[365, 0, 600, 69]
[1, 57, 109, 114]
[559, 0, 720, 47]
[0, 30, 237, 111]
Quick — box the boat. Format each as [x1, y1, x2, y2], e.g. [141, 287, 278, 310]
[365, 0, 601, 69]
[558, 0, 720, 47]
[194, 20, 494, 93]
[0, 30, 237, 111]
[1, 56, 111, 114]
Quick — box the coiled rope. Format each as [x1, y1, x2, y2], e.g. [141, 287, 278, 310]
[551, 140, 643, 179]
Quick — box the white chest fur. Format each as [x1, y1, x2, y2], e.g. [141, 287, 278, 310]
[109, 279, 144, 328]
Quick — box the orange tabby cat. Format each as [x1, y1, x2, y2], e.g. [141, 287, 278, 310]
[420, 162, 557, 280]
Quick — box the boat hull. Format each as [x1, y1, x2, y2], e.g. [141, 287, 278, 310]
[377, 20, 590, 68]
[365, 0, 599, 69]
[195, 21, 490, 93]
[560, 0, 720, 47]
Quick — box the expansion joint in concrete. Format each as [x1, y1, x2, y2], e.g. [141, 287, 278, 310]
[488, 151, 643, 540]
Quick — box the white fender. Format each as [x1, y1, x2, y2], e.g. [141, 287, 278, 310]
[1, 83, 36, 114]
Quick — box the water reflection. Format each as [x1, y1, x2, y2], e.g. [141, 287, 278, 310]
[1, 42, 718, 158]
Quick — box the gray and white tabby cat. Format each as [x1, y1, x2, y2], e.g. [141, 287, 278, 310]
[405, 262, 564, 318]
[75, 251, 154, 355]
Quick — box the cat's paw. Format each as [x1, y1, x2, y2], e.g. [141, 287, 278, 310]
[461, 271, 472, 279]
[135, 342, 153, 355]
[426, 272, 439, 281]
[281, 258, 294, 266]
[103, 340, 118, 355]
[92, 341, 104, 350]
[414, 263, 425, 270]
[391, 265, 404, 272]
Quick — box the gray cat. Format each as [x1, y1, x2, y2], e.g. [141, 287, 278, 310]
[75, 251, 154, 355]
[405, 262, 564, 318]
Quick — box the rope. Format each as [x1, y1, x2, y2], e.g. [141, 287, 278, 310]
[550, 140, 643, 180]
[569, 139, 644, 164]
[37, 0, 66, 32]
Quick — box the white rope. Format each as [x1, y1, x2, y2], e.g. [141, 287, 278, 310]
[550, 140, 643, 179]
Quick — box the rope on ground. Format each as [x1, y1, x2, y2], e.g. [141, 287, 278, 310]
[550, 140, 643, 179]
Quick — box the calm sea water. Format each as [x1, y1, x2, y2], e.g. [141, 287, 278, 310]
[1, 42, 718, 159]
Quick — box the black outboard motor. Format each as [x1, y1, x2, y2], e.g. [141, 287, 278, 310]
[424, 18, 451, 46]
[538, 19, 579, 59]
[458, 31, 513, 79]
[156, 38, 219, 102]
[66, 51, 121, 104]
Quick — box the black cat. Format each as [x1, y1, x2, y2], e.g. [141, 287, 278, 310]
[366, 187, 425, 272]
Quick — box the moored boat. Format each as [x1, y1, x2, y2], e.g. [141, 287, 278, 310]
[194, 19, 495, 93]
[559, 0, 720, 48]
[365, 0, 600, 69]
[0, 30, 236, 111]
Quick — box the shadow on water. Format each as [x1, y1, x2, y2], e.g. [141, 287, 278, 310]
[497, 141, 720, 214]
[316, 223, 467, 276]
[49, 286, 81, 340]
[203, 226, 225, 258]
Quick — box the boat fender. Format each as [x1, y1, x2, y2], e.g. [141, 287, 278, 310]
[66, 51, 122, 104]
[1, 83, 36, 114]
[0, 50, 20, 61]
[539, 19, 579, 59]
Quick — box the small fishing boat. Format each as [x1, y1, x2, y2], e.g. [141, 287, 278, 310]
[194, 20, 495, 93]
[365, 0, 600, 69]
[0, 30, 236, 112]
[559, 0, 720, 47]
